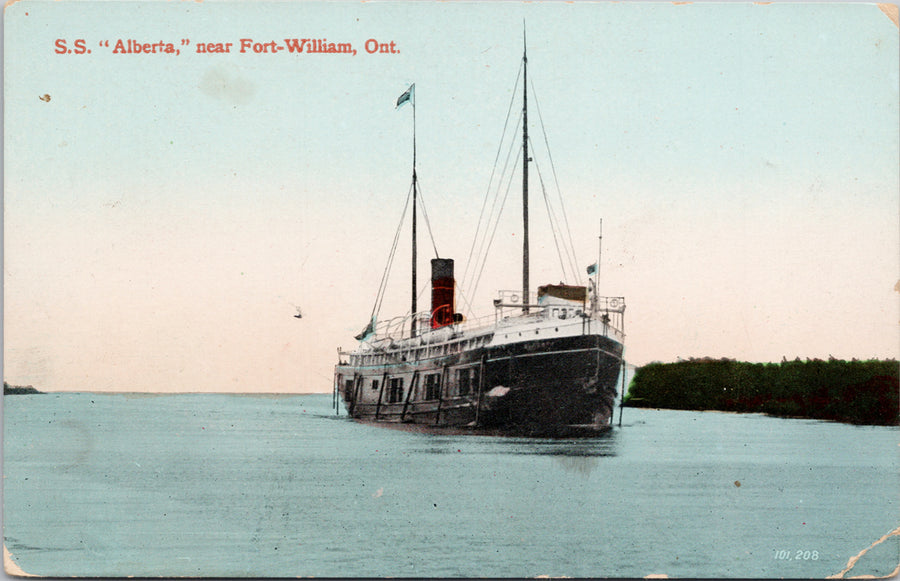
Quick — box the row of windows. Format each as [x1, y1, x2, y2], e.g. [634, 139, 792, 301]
[342, 367, 480, 403]
[548, 307, 583, 320]
[350, 336, 490, 367]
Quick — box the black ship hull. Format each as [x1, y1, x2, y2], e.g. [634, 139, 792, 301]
[335, 333, 623, 437]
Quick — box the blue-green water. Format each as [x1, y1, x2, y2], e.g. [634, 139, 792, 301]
[3, 393, 898, 578]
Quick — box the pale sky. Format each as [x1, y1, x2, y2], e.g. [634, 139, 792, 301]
[3, 1, 898, 392]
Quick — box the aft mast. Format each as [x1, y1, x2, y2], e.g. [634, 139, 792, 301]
[521, 27, 530, 314]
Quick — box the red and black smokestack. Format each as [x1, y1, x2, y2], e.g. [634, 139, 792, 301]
[430, 258, 455, 329]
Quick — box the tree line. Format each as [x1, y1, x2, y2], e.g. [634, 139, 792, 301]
[624, 358, 898, 426]
[3, 382, 42, 395]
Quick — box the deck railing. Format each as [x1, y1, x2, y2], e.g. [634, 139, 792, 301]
[338, 292, 626, 359]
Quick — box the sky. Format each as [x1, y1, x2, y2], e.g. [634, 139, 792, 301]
[3, 1, 898, 393]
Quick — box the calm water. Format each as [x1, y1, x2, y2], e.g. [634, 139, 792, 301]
[3, 393, 898, 578]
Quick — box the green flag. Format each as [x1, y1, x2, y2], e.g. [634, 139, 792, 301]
[396, 83, 414, 109]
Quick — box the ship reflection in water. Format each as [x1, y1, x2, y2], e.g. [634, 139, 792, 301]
[406, 433, 618, 458]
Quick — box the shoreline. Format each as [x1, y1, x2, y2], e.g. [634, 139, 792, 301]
[624, 358, 899, 427]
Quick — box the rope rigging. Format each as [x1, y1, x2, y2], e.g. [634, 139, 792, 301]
[461, 60, 524, 291]
[415, 179, 441, 260]
[364, 177, 444, 332]
[530, 78, 581, 284]
[462, 111, 523, 313]
[530, 137, 576, 283]
[461, 58, 582, 315]
[368, 180, 414, 328]
[468, 146, 523, 311]
[364, 56, 585, 332]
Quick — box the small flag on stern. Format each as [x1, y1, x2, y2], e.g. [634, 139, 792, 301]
[396, 83, 414, 109]
[586, 263, 598, 275]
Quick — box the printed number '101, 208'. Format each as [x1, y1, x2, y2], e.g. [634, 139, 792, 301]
[774, 550, 819, 560]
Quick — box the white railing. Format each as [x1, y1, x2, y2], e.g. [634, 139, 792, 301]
[340, 290, 626, 354]
[494, 289, 537, 307]
[594, 296, 626, 313]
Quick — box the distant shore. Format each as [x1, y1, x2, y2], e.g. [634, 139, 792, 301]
[3, 382, 43, 395]
[624, 358, 899, 426]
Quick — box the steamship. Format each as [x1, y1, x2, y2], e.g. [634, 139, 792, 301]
[333, 43, 626, 436]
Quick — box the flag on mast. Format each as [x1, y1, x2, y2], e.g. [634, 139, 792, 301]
[354, 316, 376, 341]
[396, 83, 414, 109]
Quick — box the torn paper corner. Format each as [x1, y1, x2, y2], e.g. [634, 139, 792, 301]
[4, 544, 36, 578]
[878, 4, 899, 28]
[3, 0, 23, 14]
[827, 527, 900, 579]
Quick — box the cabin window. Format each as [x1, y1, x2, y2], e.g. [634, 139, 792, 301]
[424, 373, 441, 400]
[388, 377, 404, 403]
[371, 379, 379, 391]
[344, 378, 353, 392]
[457, 368, 471, 396]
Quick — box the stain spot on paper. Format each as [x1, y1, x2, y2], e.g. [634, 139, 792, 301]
[198, 64, 256, 106]
[38, 94, 50, 102]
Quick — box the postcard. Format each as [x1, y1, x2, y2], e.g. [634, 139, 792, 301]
[4, 1, 898, 578]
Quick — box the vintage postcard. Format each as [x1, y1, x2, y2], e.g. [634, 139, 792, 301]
[3, 1, 898, 578]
